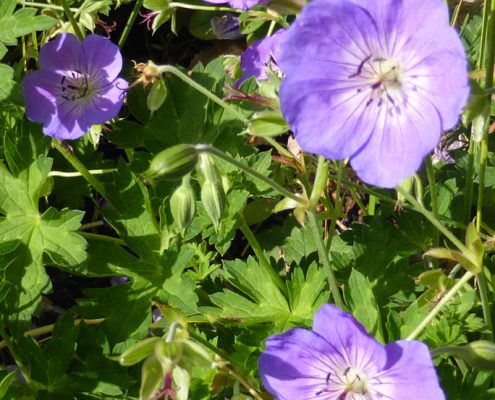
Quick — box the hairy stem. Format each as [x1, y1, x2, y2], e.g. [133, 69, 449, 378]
[52, 139, 109, 201]
[195, 144, 305, 205]
[407, 271, 473, 340]
[59, 0, 84, 41]
[307, 211, 345, 309]
[118, 0, 143, 48]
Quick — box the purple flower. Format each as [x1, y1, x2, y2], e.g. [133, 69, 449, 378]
[211, 14, 243, 40]
[237, 29, 285, 87]
[203, 0, 268, 11]
[278, 0, 469, 188]
[259, 304, 445, 399]
[22, 33, 127, 140]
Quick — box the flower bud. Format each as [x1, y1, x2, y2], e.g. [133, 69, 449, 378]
[449, 341, 495, 370]
[196, 153, 221, 184]
[201, 180, 225, 230]
[170, 176, 196, 233]
[143, 144, 198, 181]
[147, 76, 167, 113]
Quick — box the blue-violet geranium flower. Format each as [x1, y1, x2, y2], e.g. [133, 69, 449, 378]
[237, 29, 286, 87]
[23, 33, 128, 140]
[259, 304, 445, 399]
[278, 0, 469, 187]
[203, 0, 268, 11]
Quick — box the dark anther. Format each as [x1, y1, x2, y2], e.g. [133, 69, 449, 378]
[349, 55, 371, 78]
[326, 372, 331, 383]
[371, 81, 381, 90]
[373, 56, 386, 62]
[365, 98, 373, 107]
[343, 367, 351, 376]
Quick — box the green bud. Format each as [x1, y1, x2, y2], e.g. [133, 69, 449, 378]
[147, 76, 167, 113]
[143, 144, 198, 181]
[119, 337, 161, 366]
[200, 180, 225, 230]
[154, 339, 183, 366]
[449, 341, 495, 370]
[196, 153, 221, 184]
[140, 355, 164, 400]
[170, 176, 196, 233]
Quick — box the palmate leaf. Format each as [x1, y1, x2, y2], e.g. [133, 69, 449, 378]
[207, 257, 327, 331]
[0, 156, 86, 331]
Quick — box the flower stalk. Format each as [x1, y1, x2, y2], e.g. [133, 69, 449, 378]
[118, 0, 144, 48]
[195, 144, 305, 205]
[52, 139, 109, 202]
[407, 271, 473, 340]
[59, 0, 85, 41]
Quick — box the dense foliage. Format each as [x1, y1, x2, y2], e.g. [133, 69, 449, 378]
[1, 0, 495, 399]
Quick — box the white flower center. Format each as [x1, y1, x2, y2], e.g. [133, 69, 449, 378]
[350, 55, 407, 111]
[316, 366, 372, 399]
[59, 70, 95, 102]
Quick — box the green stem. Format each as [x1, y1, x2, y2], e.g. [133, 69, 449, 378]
[195, 144, 305, 205]
[475, 0, 495, 341]
[368, 195, 376, 216]
[307, 211, 344, 309]
[463, 135, 476, 224]
[49, 168, 117, 178]
[17, 1, 76, 12]
[59, 0, 84, 41]
[118, 0, 143, 49]
[479, 0, 492, 69]
[156, 65, 249, 124]
[79, 221, 105, 230]
[425, 156, 438, 216]
[0, 324, 32, 386]
[79, 232, 126, 246]
[407, 271, 473, 340]
[239, 215, 287, 295]
[169, 2, 242, 12]
[395, 185, 468, 253]
[309, 156, 328, 211]
[52, 139, 108, 200]
[0, 318, 105, 350]
[451, 0, 463, 26]
[425, 156, 440, 249]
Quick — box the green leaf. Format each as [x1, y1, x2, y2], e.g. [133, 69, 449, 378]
[208, 257, 290, 327]
[102, 161, 161, 264]
[0, 371, 16, 399]
[287, 263, 328, 325]
[248, 111, 289, 138]
[0, 8, 56, 45]
[344, 268, 384, 342]
[0, 156, 87, 330]
[0, 64, 14, 102]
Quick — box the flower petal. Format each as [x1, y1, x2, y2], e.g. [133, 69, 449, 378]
[278, 0, 385, 159]
[81, 34, 123, 81]
[39, 33, 81, 72]
[351, 0, 469, 129]
[86, 78, 128, 125]
[312, 304, 386, 373]
[42, 103, 91, 140]
[238, 29, 285, 86]
[278, 0, 380, 77]
[350, 92, 441, 187]
[371, 340, 445, 399]
[259, 327, 346, 400]
[22, 70, 59, 124]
